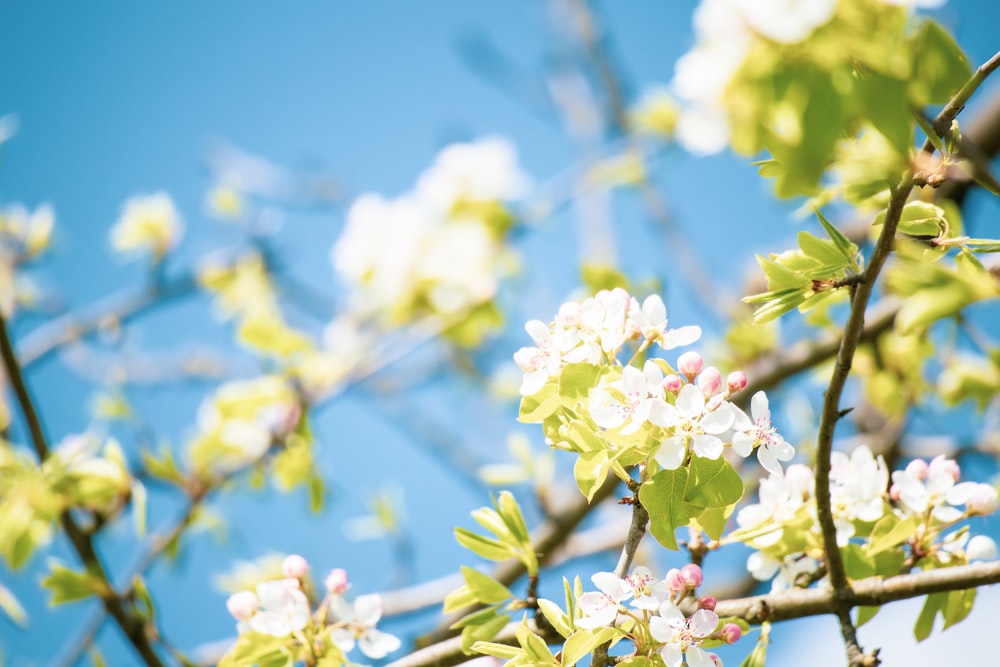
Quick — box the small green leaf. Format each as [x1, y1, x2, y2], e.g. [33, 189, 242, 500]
[914, 592, 946, 641]
[867, 514, 917, 556]
[496, 491, 531, 545]
[685, 457, 744, 509]
[942, 588, 975, 630]
[0, 583, 27, 627]
[696, 505, 732, 541]
[470, 641, 522, 660]
[574, 450, 610, 502]
[515, 622, 554, 662]
[910, 19, 973, 106]
[41, 560, 107, 606]
[454, 528, 512, 562]
[798, 231, 846, 268]
[461, 566, 513, 605]
[639, 468, 698, 551]
[559, 363, 603, 408]
[562, 627, 621, 667]
[856, 605, 880, 627]
[518, 383, 560, 423]
[444, 585, 477, 613]
[536, 598, 573, 639]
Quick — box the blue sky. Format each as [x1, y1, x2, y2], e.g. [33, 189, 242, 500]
[2, 2, 1000, 666]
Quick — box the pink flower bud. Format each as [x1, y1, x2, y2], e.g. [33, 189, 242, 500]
[710, 655, 723, 667]
[557, 302, 583, 327]
[967, 484, 999, 515]
[680, 563, 703, 588]
[324, 568, 350, 595]
[698, 596, 717, 611]
[226, 591, 259, 621]
[727, 371, 747, 393]
[677, 351, 703, 380]
[664, 568, 684, 593]
[697, 367, 722, 397]
[721, 622, 742, 644]
[282, 554, 310, 579]
[904, 459, 929, 481]
[889, 483, 901, 503]
[663, 374, 683, 393]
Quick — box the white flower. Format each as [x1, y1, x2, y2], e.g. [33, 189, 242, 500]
[330, 594, 401, 659]
[248, 579, 311, 637]
[110, 192, 183, 258]
[577, 572, 630, 629]
[623, 566, 669, 610]
[589, 362, 670, 435]
[747, 552, 819, 591]
[735, 464, 813, 547]
[830, 445, 888, 523]
[734, 0, 837, 44]
[655, 384, 735, 469]
[891, 455, 966, 523]
[626, 295, 702, 350]
[649, 601, 720, 667]
[729, 391, 794, 474]
[414, 137, 529, 210]
[514, 319, 565, 396]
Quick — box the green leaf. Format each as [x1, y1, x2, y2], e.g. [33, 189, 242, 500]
[470, 642, 522, 660]
[639, 468, 698, 550]
[574, 450, 610, 502]
[842, 544, 875, 580]
[461, 611, 511, 654]
[867, 514, 918, 556]
[751, 289, 810, 324]
[910, 19, 973, 106]
[564, 420, 604, 453]
[581, 263, 630, 293]
[856, 605, 880, 628]
[757, 255, 810, 291]
[41, 560, 107, 606]
[914, 592, 946, 641]
[696, 505, 732, 541]
[515, 622, 554, 663]
[496, 491, 531, 545]
[219, 632, 294, 667]
[536, 598, 573, 639]
[942, 588, 975, 630]
[559, 363, 603, 408]
[454, 528, 512, 562]
[461, 566, 513, 605]
[444, 585, 477, 613]
[562, 627, 621, 667]
[132, 482, 147, 538]
[685, 457, 744, 508]
[518, 383, 560, 423]
[798, 231, 846, 268]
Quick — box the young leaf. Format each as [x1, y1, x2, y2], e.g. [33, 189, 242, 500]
[461, 566, 513, 605]
[639, 468, 697, 550]
[454, 528, 512, 562]
[685, 457, 743, 508]
[41, 560, 107, 606]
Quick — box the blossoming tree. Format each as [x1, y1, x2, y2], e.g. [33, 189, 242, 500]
[2, 1, 1000, 666]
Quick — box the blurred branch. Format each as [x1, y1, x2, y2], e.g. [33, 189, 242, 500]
[0, 311, 168, 667]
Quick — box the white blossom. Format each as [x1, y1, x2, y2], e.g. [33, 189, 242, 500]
[729, 391, 794, 474]
[649, 601, 720, 667]
[248, 579, 310, 637]
[655, 384, 734, 469]
[330, 594, 401, 659]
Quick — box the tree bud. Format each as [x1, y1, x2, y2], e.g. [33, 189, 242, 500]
[282, 554, 310, 579]
[677, 351, 703, 379]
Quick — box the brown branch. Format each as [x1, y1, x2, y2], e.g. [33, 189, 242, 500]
[0, 312, 166, 667]
[921, 49, 1000, 154]
[390, 562, 1000, 667]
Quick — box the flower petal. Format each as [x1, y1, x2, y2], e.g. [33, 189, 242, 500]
[655, 436, 686, 470]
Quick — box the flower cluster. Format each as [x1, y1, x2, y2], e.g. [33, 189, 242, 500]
[332, 137, 528, 343]
[577, 564, 741, 667]
[224, 555, 400, 661]
[516, 289, 792, 480]
[734, 447, 998, 591]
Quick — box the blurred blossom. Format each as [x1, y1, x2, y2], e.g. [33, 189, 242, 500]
[110, 192, 184, 259]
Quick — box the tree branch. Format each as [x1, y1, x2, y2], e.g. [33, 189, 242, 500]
[0, 312, 167, 667]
